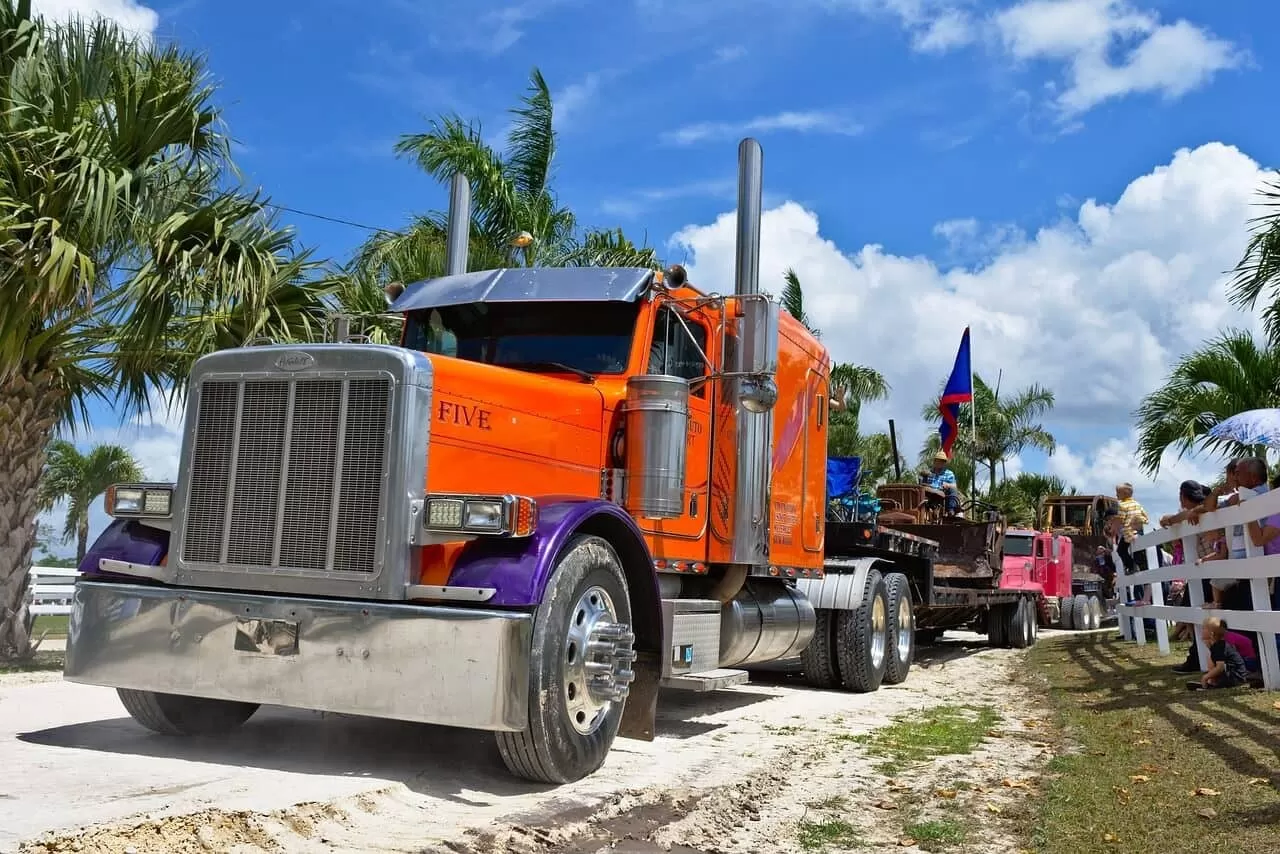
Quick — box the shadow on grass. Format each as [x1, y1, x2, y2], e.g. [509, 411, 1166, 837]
[1054, 634, 1280, 788]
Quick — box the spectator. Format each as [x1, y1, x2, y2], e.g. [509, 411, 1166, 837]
[1115, 483, 1150, 597]
[1189, 616, 1249, 690]
[1237, 456, 1280, 658]
[1220, 618, 1261, 675]
[1093, 545, 1117, 599]
[921, 451, 960, 516]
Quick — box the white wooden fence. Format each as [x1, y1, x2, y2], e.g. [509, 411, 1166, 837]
[26, 566, 78, 617]
[1116, 486, 1280, 690]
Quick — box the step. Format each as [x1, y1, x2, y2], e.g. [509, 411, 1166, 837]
[660, 668, 749, 692]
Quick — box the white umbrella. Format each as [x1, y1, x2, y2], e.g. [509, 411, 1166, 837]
[1207, 408, 1280, 449]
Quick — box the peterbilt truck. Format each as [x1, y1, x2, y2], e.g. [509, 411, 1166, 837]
[63, 137, 1034, 786]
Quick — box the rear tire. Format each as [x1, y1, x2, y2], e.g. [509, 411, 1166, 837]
[883, 573, 915, 685]
[496, 535, 636, 784]
[117, 689, 258, 736]
[835, 570, 889, 693]
[800, 610, 841, 689]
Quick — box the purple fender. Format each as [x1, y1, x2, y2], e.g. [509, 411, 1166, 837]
[446, 497, 662, 648]
[78, 519, 169, 577]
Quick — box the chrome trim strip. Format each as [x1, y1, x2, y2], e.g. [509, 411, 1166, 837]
[97, 559, 168, 582]
[219, 383, 246, 563]
[405, 584, 497, 602]
[270, 380, 297, 567]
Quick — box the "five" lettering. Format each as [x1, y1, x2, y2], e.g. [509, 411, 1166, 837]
[437, 400, 492, 430]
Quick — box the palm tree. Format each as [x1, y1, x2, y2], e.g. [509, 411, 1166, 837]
[918, 373, 1056, 494]
[1133, 330, 1280, 474]
[37, 441, 143, 563]
[987, 473, 1071, 527]
[1229, 178, 1280, 344]
[781, 268, 818, 335]
[346, 68, 659, 299]
[0, 4, 330, 660]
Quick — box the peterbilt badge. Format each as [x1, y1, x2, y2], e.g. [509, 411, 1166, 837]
[274, 352, 315, 371]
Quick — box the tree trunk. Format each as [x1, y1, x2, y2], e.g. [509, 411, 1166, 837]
[0, 369, 61, 661]
[76, 512, 89, 565]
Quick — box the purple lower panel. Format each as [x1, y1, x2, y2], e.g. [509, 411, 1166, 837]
[445, 498, 654, 607]
[78, 520, 169, 577]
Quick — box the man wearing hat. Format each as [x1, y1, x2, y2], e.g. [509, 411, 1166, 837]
[922, 450, 961, 516]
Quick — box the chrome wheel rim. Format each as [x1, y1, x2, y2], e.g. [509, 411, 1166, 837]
[562, 586, 636, 736]
[895, 594, 913, 664]
[870, 594, 888, 669]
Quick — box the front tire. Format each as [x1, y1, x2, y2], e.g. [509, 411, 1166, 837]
[883, 573, 915, 685]
[117, 689, 258, 736]
[496, 535, 636, 784]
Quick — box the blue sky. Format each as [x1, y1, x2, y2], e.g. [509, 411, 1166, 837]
[33, 0, 1280, 551]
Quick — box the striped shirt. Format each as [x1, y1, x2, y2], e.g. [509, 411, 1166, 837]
[1117, 497, 1148, 543]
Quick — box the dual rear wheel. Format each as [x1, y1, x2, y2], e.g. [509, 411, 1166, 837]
[800, 569, 915, 693]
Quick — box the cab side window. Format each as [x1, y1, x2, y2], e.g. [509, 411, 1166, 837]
[648, 305, 709, 394]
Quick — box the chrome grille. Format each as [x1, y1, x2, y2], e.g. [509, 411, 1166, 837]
[181, 375, 392, 575]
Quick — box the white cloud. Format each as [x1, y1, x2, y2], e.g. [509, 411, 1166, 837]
[662, 110, 863, 146]
[32, 0, 159, 38]
[554, 71, 608, 130]
[670, 140, 1273, 521]
[993, 0, 1243, 116]
[1046, 431, 1223, 521]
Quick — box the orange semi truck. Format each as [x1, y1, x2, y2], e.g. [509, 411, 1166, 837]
[62, 138, 1037, 785]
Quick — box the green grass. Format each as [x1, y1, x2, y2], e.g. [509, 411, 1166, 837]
[32, 614, 69, 638]
[1026, 634, 1280, 854]
[904, 818, 968, 851]
[0, 650, 64, 674]
[797, 817, 862, 850]
[838, 704, 1000, 775]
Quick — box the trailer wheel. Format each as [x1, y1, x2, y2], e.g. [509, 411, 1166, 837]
[883, 573, 915, 685]
[117, 690, 258, 736]
[1087, 595, 1105, 628]
[986, 605, 1006, 647]
[835, 569, 889, 693]
[495, 535, 636, 784]
[1057, 597, 1073, 630]
[1071, 594, 1090, 631]
[800, 610, 841, 689]
[1007, 598, 1033, 649]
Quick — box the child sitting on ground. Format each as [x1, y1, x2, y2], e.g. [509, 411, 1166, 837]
[1190, 617, 1250, 690]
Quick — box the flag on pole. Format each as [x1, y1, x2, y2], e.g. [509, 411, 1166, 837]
[938, 327, 973, 456]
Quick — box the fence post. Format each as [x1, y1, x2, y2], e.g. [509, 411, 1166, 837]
[1148, 550, 1169, 655]
[1179, 533, 1209, 672]
[1114, 545, 1134, 641]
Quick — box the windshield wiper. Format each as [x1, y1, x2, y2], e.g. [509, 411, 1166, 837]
[498, 361, 595, 383]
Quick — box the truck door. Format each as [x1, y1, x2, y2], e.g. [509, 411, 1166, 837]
[640, 302, 713, 546]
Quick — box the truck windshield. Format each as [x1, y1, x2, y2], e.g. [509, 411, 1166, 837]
[403, 301, 641, 375]
[1004, 536, 1034, 557]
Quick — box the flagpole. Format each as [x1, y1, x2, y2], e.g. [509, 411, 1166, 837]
[968, 326, 977, 495]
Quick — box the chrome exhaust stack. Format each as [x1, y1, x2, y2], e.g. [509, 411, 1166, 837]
[728, 138, 780, 565]
[445, 172, 471, 276]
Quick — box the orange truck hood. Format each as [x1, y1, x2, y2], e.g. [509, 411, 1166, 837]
[424, 355, 607, 498]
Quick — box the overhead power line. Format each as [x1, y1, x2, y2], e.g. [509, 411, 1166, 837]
[263, 202, 392, 234]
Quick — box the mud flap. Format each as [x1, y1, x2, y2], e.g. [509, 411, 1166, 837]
[618, 652, 660, 741]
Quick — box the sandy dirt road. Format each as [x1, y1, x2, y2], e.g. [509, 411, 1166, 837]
[1, 632, 1062, 854]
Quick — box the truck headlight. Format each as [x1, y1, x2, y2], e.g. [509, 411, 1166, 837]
[423, 494, 537, 537]
[105, 483, 174, 518]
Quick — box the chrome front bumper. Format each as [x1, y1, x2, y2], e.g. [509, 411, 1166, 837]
[64, 581, 533, 731]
